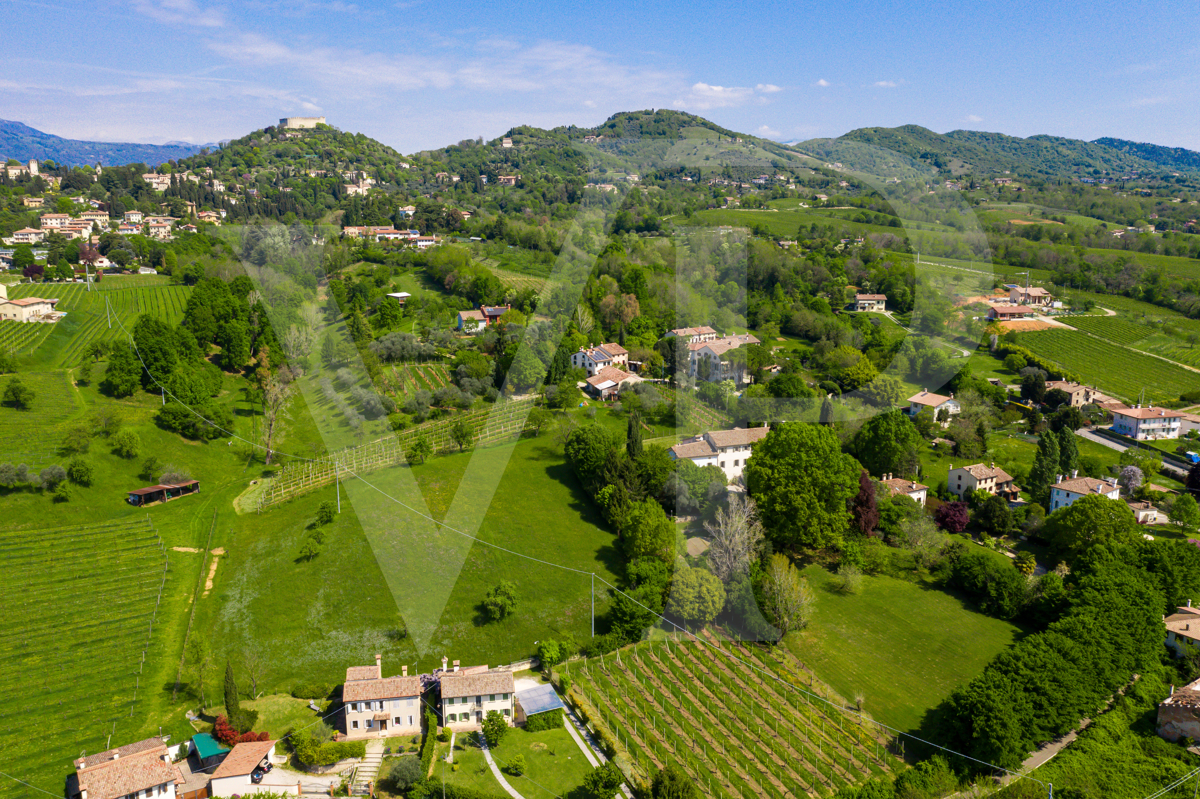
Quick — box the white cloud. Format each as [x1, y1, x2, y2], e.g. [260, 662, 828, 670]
[755, 83, 782, 93]
[1130, 96, 1169, 107]
[814, 79, 830, 87]
[132, 0, 224, 27]
[756, 124, 781, 138]
[966, 114, 983, 123]
[873, 80, 898, 88]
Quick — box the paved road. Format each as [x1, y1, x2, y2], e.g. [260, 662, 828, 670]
[1075, 429, 1187, 479]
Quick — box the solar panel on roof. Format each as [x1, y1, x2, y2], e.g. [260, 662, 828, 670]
[517, 684, 565, 716]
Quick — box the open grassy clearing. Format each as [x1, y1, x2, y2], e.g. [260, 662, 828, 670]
[563, 631, 898, 797]
[1017, 328, 1200, 401]
[0, 370, 87, 467]
[790, 564, 1026, 735]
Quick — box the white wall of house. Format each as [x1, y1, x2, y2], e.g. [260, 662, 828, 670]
[1113, 412, 1181, 440]
[345, 697, 422, 737]
[442, 693, 514, 728]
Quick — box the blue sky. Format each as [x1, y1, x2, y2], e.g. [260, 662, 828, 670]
[2, 0, 1197, 152]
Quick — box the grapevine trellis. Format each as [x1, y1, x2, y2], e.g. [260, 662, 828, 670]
[0, 516, 170, 795]
[258, 397, 538, 509]
[561, 632, 900, 798]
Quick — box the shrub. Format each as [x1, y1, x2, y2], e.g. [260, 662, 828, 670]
[67, 457, 94, 486]
[388, 756, 423, 791]
[61, 425, 92, 454]
[481, 710, 508, 747]
[504, 754, 526, 776]
[316, 499, 336, 525]
[483, 581, 518, 621]
[53, 481, 71, 503]
[437, 727, 451, 743]
[524, 710, 564, 732]
[289, 681, 332, 700]
[39, 464, 67, 489]
[112, 429, 141, 459]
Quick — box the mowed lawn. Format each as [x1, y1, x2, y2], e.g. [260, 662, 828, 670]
[437, 726, 595, 798]
[788, 565, 1025, 734]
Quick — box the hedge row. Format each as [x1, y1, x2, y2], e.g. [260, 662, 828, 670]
[410, 782, 508, 799]
[523, 709, 564, 733]
[993, 341, 1081, 383]
[420, 709, 438, 777]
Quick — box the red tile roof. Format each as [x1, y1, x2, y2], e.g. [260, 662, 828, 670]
[74, 738, 182, 799]
[343, 675, 422, 702]
[440, 670, 515, 698]
[211, 740, 276, 780]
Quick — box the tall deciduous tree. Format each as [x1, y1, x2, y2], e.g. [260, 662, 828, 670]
[1043, 494, 1139, 563]
[851, 471, 880, 537]
[759, 554, 815, 639]
[850, 410, 921, 479]
[744, 423, 859, 552]
[665, 563, 726, 627]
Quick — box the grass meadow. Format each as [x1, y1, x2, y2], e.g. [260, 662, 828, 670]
[790, 565, 1025, 734]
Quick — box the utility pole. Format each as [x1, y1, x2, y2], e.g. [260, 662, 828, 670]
[590, 573, 595, 637]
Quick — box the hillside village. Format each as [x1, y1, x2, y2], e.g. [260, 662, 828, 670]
[7, 110, 1200, 799]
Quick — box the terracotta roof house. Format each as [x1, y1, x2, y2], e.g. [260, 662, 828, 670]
[948, 462, 1020, 501]
[1009, 286, 1052, 306]
[1044, 381, 1106, 408]
[343, 654, 422, 738]
[987, 303, 1034, 321]
[0, 296, 60, 322]
[1127, 500, 1162, 525]
[10, 227, 46, 244]
[571, 343, 630, 376]
[439, 660, 515, 731]
[1158, 672, 1200, 742]
[73, 737, 183, 799]
[907, 390, 960, 418]
[1112, 405, 1182, 440]
[456, 309, 487, 334]
[669, 426, 770, 481]
[584, 366, 635, 400]
[854, 294, 887, 312]
[687, 334, 760, 385]
[880, 474, 928, 506]
[663, 325, 718, 344]
[1049, 472, 1120, 511]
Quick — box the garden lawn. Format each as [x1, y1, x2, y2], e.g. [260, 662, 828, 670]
[788, 564, 1025, 734]
[438, 727, 594, 799]
[201, 695, 324, 739]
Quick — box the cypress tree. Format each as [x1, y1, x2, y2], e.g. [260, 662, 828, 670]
[1029, 433, 1061, 509]
[627, 409, 644, 460]
[1056, 425, 1079, 477]
[224, 661, 240, 718]
[819, 396, 835, 426]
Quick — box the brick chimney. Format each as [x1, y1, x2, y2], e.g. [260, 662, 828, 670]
[453, 660, 460, 672]
[375, 654, 382, 671]
[401, 665, 408, 677]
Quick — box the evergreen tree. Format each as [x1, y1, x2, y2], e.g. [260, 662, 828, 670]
[1056, 425, 1079, 477]
[627, 409, 644, 460]
[223, 661, 240, 717]
[1029, 433, 1061, 508]
[851, 470, 880, 537]
[819, 396, 834, 425]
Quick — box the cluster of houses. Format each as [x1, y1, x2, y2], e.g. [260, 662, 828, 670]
[4, 207, 210, 247]
[340, 225, 439, 248]
[67, 654, 563, 799]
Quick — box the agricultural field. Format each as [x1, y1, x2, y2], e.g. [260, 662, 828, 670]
[1016, 328, 1200, 401]
[562, 632, 898, 798]
[386, 361, 452, 399]
[1063, 315, 1154, 345]
[0, 518, 170, 795]
[0, 319, 56, 357]
[0, 370, 87, 467]
[5, 283, 191, 369]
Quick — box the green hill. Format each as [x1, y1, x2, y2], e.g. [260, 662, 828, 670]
[801, 124, 1170, 178]
[1094, 137, 1200, 173]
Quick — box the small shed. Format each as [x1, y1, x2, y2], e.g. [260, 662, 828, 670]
[191, 732, 230, 769]
[386, 292, 411, 305]
[515, 683, 566, 726]
[127, 480, 201, 506]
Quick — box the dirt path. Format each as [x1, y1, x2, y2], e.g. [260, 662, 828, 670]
[202, 547, 225, 597]
[171, 546, 201, 553]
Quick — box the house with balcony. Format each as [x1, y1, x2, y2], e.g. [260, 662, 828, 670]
[948, 462, 1020, 502]
[342, 654, 423, 738]
[1112, 405, 1182, 440]
[663, 326, 718, 344]
[1044, 381, 1106, 408]
[854, 294, 887, 312]
[1009, 286, 1052, 306]
[439, 659, 515, 730]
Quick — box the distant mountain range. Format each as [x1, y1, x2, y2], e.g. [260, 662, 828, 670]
[0, 120, 212, 167]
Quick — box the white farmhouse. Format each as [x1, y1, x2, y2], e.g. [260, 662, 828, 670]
[854, 294, 887, 312]
[1111, 405, 1182, 440]
[669, 426, 770, 481]
[439, 660, 516, 730]
[948, 463, 1021, 502]
[880, 474, 927, 506]
[907, 390, 960, 418]
[687, 333, 760, 385]
[342, 654, 422, 738]
[1048, 473, 1121, 511]
[73, 738, 184, 799]
[571, 343, 629, 376]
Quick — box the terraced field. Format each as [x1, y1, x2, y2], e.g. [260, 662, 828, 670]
[0, 319, 56, 356]
[0, 518, 169, 796]
[562, 632, 897, 798]
[387, 362, 452, 399]
[1017, 329, 1200, 401]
